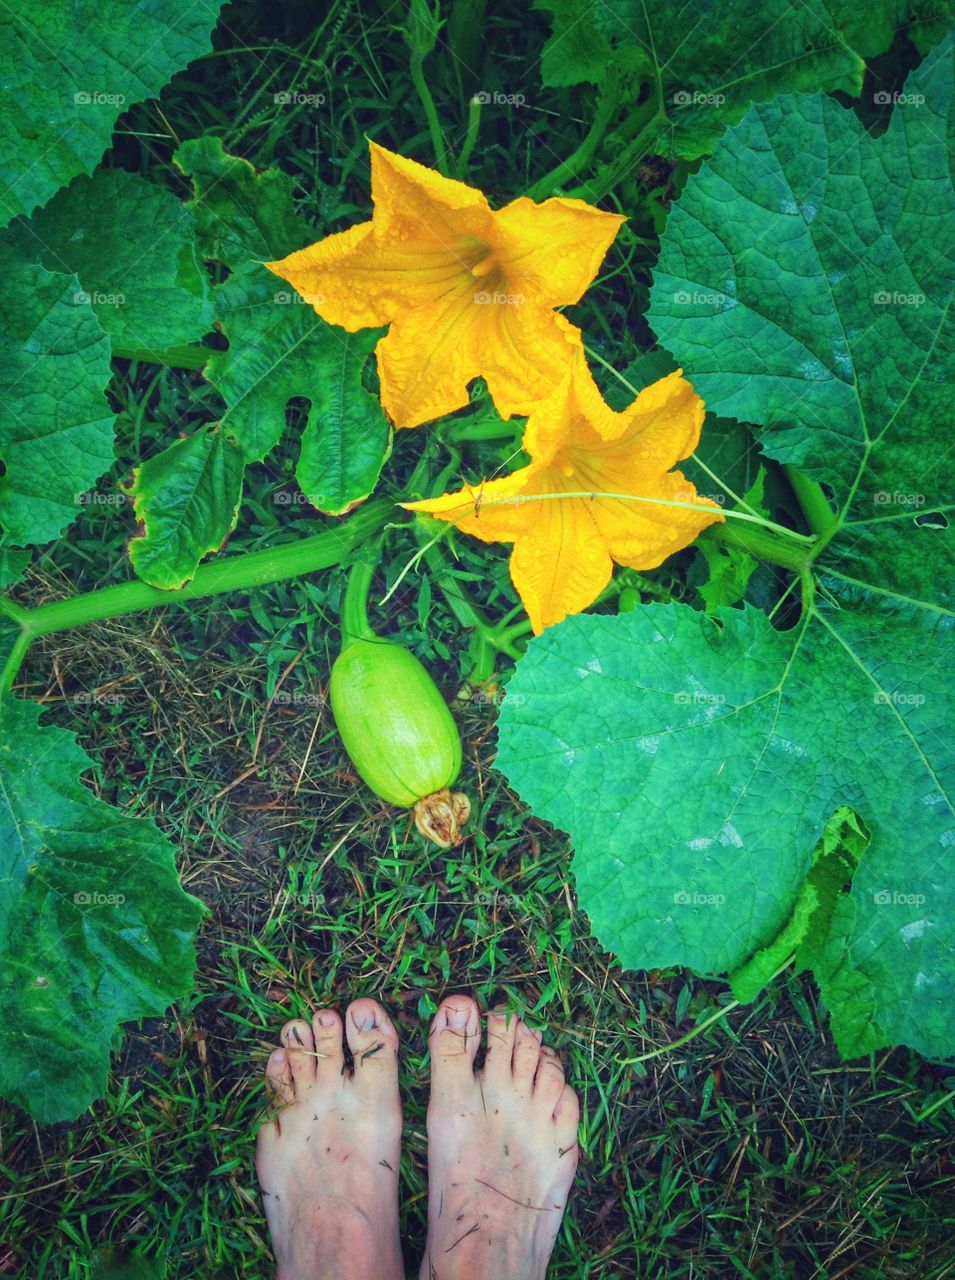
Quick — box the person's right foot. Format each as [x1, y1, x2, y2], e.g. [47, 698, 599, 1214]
[420, 995, 580, 1280]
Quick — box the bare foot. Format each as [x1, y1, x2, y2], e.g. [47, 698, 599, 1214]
[420, 996, 580, 1279]
[255, 998, 404, 1280]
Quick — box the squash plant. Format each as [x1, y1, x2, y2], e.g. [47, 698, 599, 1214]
[0, 2, 951, 1123]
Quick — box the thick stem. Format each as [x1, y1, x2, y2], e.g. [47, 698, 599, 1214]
[340, 553, 380, 650]
[467, 631, 498, 685]
[799, 566, 816, 614]
[563, 93, 664, 202]
[528, 76, 623, 200]
[17, 500, 392, 641]
[456, 95, 482, 177]
[785, 466, 837, 538]
[709, 521, 813, 574]
[410, 53, 449, 175]
[0, 630, 32, 695]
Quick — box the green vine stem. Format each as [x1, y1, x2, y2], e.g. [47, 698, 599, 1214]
[456, 94, 482, 177]
[340, 548, 382, 650]
[411, 55, 449, 175]
[0, 631, 32, 695]
[442, 413, 522, 445]
[563, 91, 664, 202]
[708, 520, 813, 574]
[785, 466, 838, 538]
[528, 72, 624, 199]
[1, 499, 393, 693]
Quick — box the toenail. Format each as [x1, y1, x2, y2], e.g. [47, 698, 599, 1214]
[352, 1007, 376, 1031]
[317, 1011, 336, 1027]
[446, 1003, 471, 1029]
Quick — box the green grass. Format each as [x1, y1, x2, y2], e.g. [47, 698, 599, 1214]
[4, 423, 953, 1277]
[1, 1, 953, 1277]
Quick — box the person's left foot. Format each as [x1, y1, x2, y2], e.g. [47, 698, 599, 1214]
[255, 999, 404, 1280]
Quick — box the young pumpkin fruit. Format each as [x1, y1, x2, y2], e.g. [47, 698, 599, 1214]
[329, 637, 470, 847]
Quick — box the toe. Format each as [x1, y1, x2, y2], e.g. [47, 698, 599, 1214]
[511, 1019, 543, 1093]
[554, 1082, 581, 1146]
[428, 995, 481, 1093]
[483, 1004, 520, 1085]
[265, 1046, 294, 1105]
[281, 1019, 316, 1088]
[345, 998, 399, 1084]
[534, 1044, 566, 1106]
[311, 1008, 346, 1084]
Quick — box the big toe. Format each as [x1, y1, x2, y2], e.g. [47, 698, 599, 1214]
[346, 998, 400, 1092]
[429, 995, 481, 1097]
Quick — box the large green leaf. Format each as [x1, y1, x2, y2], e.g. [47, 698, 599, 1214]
[22, 168, 213, 357]
[496, 590, 953, 1059]
[648, 33, 955, 498]
[0, 240, 115, 548]
[0, 696, 204, 1122]
[537, 0, 949, 158]
[0, 0, 224, 226]
[177, 137, 391, 509]
[496, 40, 955, 1061]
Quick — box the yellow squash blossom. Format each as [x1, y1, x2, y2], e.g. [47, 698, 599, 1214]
[404, 358, 724, 633]
[266, 142, 624, 429]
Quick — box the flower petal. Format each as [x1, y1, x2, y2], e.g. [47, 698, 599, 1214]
[583, 464, 723, 570]
[369, 142, 491, 244]
[603, 368, 706, 460]
[267, 221, 482, 333]
[510, 493, 613, 634]
[375, 275, 487, 427]
[404, 465, 543, 543]
[522, 351, 620, 464]
[266, 222, 384, 330]
[493, 195, 625, 308]
[480, 307, 584, 420]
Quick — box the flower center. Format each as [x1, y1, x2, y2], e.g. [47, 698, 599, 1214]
[470, 251, 498, 279]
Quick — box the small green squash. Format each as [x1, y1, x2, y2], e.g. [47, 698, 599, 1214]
[329, 637, 470, 846]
